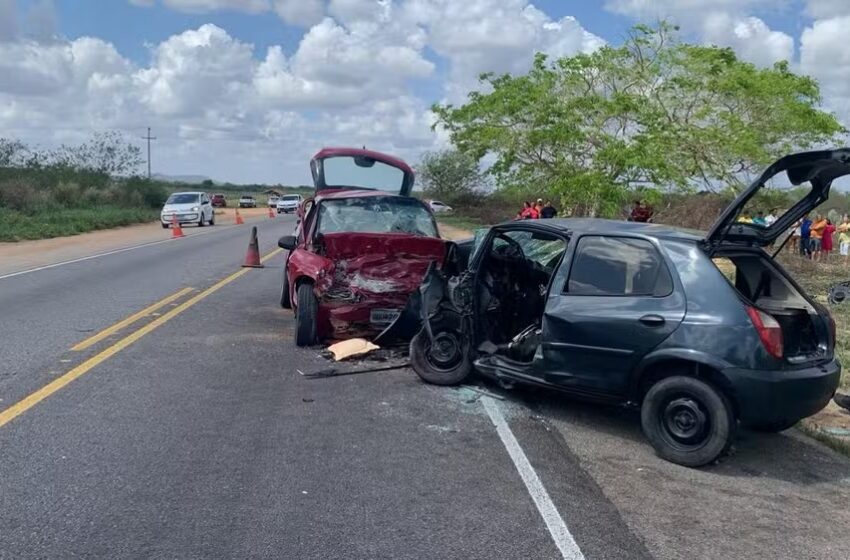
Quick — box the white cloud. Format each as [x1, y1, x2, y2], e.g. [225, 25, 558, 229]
[801, 16, 850, 99]
[605, 0, 794, 66]
[0, 0, 17, 41]
[273, 0, 325, 26]
[806, 0, 850, 19]
[702, 13, 794, 66]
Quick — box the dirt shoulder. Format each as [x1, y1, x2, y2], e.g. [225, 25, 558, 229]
[438, 222, 473, 241]
[0, 208, 274, 277]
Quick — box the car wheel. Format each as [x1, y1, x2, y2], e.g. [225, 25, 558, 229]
[209, 211, 215, 226]
[280, 264, 291, 309]
[641, 376, 735, 468]
[409, 324, 471, 386]
[162, 223, 169, 229]
[198, 214, 205, 227]
[295, 282, 318, 347]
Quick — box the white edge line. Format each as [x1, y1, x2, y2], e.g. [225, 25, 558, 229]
[0, 221, 251, 281]
[481, 396, 586, 560]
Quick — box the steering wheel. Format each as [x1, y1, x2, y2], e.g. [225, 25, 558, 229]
[494, 233, 525, 262]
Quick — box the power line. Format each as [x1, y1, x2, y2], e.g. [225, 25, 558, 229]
[141, 127, 156, 179]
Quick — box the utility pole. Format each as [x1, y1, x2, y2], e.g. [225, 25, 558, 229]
[142, 127, 156, 179]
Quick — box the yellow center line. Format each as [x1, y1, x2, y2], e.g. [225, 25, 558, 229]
[0, 247, 284, 429]
[71, 287, 195, 351]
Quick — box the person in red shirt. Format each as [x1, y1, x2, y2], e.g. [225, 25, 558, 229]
[516, 201, 539, 220]
[629, 200, 651, 223]
[822, 219, 836, 260]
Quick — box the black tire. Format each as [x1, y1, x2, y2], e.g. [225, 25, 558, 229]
[209, 212, 215, 226]
[641, 376, 735, 468]
[280, 265, 291, 309]
[161, 223, 169, 229]
[409, 326, 471, 386]
[295, 283, 318, 347]
[198, 214, 205, 227]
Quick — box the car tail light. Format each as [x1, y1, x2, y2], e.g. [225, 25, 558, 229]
[745, 306, 783, 360]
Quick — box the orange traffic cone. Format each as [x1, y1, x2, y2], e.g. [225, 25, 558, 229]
[241, 226, 264, 268]
[235, 208, 244, 225]
[268, 206, 275, 219]
[170, 214, 185, 238]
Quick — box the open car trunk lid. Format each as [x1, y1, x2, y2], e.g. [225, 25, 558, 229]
[705, 149, 850, 246]
[310, 147, 415, 196]
[321, 232, 446, 297]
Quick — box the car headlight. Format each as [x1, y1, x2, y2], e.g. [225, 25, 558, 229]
[191, 206, 199, 211]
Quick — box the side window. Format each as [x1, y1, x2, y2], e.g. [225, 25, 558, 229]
[566, 236, 672, 296]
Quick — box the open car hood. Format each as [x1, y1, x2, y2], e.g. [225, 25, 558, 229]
[705, 149, 850, 246]
[310, 147, 415, 196]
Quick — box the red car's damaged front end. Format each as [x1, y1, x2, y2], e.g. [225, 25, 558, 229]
[281, 148, 447, 346]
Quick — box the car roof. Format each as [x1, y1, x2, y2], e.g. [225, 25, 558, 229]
[171, 191, 203, 195]
[501, 218, 704, 242]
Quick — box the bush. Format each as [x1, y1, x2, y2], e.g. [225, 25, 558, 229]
[0, 178, 50, 212]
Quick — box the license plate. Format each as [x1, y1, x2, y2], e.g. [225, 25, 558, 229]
[370, 308, 401, 325]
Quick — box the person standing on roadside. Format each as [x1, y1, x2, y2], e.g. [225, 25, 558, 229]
[629, 200, 650, 222]
[838, 216, 850, 265]
[534, 199, 544, 218]
[540, 200, 557, 219]
[810, 213, 828, 261]
[800, 214, 812, 257]
[822, 219, 836, 260]
[765, 208, 777, 226]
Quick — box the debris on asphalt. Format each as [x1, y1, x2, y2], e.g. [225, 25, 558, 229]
[303, 363, 409, 379]
[462, 385, 505, 401]
[327, 338, 380, 361]
[302, 398, 314, 403]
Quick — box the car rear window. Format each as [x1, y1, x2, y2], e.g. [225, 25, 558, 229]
[317, 197, 437, 237]
[567, 236, 672, 296]
[166, 193, 199, 204]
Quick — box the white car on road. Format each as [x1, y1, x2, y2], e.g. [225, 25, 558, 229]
[160, 192, 215, 228]
[267, 196, 280, 208]
[428, 200, 453, 213]
[276, 194, 303, 214]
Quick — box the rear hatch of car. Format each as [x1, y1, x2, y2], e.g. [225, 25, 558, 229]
[711, 251, 834, 364]
[310, 148, 415, 196]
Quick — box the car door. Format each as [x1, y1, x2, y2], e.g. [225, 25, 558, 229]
[542, 235, 685, 395]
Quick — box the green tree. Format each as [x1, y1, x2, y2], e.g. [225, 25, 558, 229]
[49, 131, 144, 177]
[433, 22, 846, 217]
[417, 149, 483, 203]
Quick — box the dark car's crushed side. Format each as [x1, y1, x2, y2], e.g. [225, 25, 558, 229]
[410, 149, 849, 468]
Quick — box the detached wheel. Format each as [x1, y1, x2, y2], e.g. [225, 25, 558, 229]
[280, 265, 291, 309]
[294, 283, 318, 347]
[410, 327, 471, 386]
[641, 376, 735, 468]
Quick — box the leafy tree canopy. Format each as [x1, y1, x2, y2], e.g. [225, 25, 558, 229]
[433, 22, 846, 217]
[417, 149, 484, 204]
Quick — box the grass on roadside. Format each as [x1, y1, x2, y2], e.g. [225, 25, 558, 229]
[797, 420, 850, 456]
[0, 207, 159, 242]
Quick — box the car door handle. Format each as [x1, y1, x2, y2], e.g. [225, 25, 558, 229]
[639, 314, 666, 327]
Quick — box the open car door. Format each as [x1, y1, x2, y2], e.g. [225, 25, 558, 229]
[705, 149, 850, 247]
[310, 147, 415, 196]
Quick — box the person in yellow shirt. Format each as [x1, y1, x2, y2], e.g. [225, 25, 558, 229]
[838, 215, 850, 265]
[810, 214, 828, 261]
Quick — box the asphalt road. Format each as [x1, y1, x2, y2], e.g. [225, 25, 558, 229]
[1, 217, 849, 559]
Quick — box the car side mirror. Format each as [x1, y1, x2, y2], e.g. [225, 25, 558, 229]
[278, 235, 297, 251]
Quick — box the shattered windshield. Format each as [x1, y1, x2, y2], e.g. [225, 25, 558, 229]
[317, 197, 438, 237]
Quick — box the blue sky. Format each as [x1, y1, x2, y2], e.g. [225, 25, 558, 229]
[1, 0, 845, 184]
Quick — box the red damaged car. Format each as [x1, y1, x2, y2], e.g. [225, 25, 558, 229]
[277, 148, 447, 346]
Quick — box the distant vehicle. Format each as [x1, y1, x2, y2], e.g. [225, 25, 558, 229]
[160, 192, 215, 228]
[276, 194, 303, 214]
[238, 195, 257, 208]
[409, 149, 847, 468]
[267, 195, 280, 208]
[428, 200, 453, 213]
[278, 148, 446, 346]
[211, 193, 227, 208]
